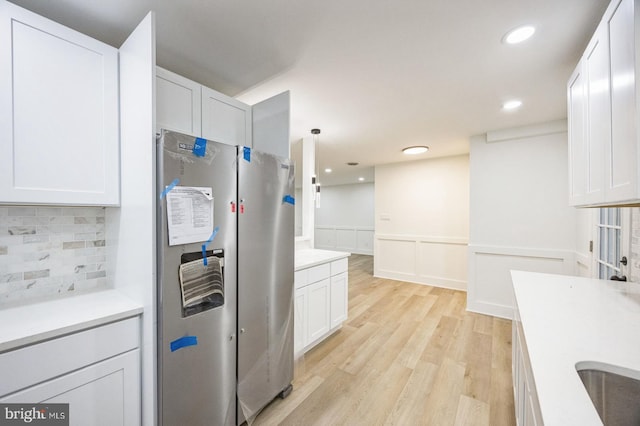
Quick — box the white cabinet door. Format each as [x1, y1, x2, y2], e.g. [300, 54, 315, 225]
[0, 1, 119, 205]
[607, 0, 636, 202]
[584, 21, 610, 205]
[156, 67, 202, 137]
[330, 272, 348, 329]
[294, 287, 308, 356]
[251, 91, 290, 158]
[306, 278, 330, 346]
[568, 61, 587, 206]
[1, 350, 141, 426]
[202, 86, 252, 147]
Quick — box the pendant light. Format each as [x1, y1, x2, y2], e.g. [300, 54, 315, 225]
[311, 128, 321, 208]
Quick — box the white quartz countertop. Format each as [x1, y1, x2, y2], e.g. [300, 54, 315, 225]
[295, 249, 351, 270]
[0, 289, 143, 353]
[511, 271, 640, 426]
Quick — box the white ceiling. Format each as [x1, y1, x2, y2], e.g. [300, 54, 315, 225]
[9, 0, 609, 185]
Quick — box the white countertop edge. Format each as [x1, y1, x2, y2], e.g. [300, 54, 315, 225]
[0, 289, 143, 353]
[511, 270, 640, 426]
[295, 249, 351, 270]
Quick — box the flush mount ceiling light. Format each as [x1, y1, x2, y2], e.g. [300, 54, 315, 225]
[503, 25, 535, 44]
[402, 146, 429, 155]
[502, 100, 523, 111]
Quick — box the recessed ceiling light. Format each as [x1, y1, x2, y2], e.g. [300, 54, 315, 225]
[402, 146, 429, 155]
[324, 168, 332, 173]
[502, 100, 523, 111]
[503, 25, 535, 44]
[358, 177, 365, 182]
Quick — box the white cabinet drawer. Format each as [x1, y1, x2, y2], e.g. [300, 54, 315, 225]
[295, 270, 308, 290]
[307, 263, 331, 284]
[0, 317, 140, 396]
[331, 258, 348, 275]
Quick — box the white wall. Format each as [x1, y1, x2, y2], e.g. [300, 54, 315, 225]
[314, 183, 374, 254]
[374, 155, 469, 290]
[468, 120, 577, 319]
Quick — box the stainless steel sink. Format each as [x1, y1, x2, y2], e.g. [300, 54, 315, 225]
[577, 367, 640, 426]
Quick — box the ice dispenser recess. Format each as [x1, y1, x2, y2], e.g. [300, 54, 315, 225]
[179, 249, 224, 317]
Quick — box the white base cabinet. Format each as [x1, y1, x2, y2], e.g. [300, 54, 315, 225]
[0, 317, 141, 426]
[0, 0, 120, 206]
[512, 308, 542, 426]
[295, 257, 349, 353]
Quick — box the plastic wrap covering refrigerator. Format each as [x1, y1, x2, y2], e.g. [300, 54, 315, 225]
[157, 130, 295, 426]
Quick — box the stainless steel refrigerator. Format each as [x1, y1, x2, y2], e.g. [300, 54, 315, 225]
[237, 146, 295, 423]
[156, 129, 294, 426]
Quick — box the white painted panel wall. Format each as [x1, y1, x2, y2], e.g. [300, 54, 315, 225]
[108, 12, 156, 426]
[468, 121, 577, 319]
[314, 183, 374, 254]
[374, 155, 469, 289]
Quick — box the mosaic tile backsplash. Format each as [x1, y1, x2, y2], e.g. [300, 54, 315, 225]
[0, 206, 108, 306]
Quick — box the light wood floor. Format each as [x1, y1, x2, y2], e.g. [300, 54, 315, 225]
[253, 254, 515, 426]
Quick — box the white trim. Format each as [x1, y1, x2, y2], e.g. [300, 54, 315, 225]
[575, 251, 592, 270]
[375, 269, 467, 291]
[375, 233, 468, 245]
[485, 119, 567, 143]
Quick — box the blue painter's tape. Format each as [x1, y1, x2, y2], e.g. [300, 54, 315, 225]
[170, 335, 198, 352]
[202, 245, 208, 266]
[201, 226, 220, 266]
[160, 178, 180, 199]
[283, 195, 295, 205]
[243, 146, 251, 162]
[193, 137, 207, 157]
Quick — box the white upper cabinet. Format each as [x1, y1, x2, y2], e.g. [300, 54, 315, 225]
[607, 0, 636, 202]
[156, 67, 252, 147]
[156, 67, 201, 137]
[0, 1, 119, 206]
[568, 63, 588, 204]
[251, 91, 290, 158]
[201, 86, 252, 146]
[568, 0, 640, 207]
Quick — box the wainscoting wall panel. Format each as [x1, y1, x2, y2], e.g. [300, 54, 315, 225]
[374, 234, 468, 291]
[315, 226, 374, 255]
[467, 245, 575, 319]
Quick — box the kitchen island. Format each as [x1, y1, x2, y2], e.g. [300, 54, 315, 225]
[511, 271, 640, 425]
[294, 249, 350, 354]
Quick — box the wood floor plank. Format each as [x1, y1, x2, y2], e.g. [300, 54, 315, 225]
[463, 331, 493, 403]
[421, 357, 467, 424]
[251, 375, 324, 426]
[384, 361, 440, 425]
[252, 254, 516, 426]
[489, 318, 515, 426]
[473, 313, 494, 335]
[420, 315, 460, 365]
[395, 316, 439, 370]
[454, 394, 491, 426]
